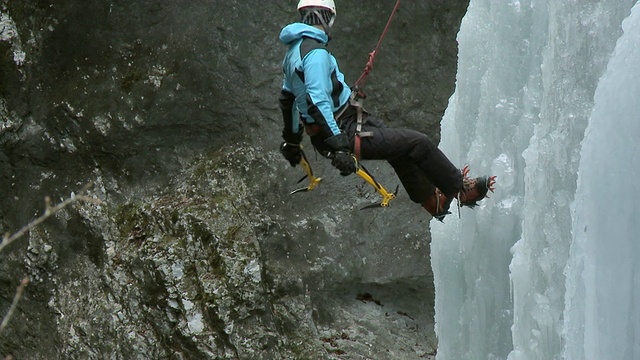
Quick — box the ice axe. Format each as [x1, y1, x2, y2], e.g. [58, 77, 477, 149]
[355, 162, 398, 210]
[290, 150, 322, 194]
[290, 151, 397, 209]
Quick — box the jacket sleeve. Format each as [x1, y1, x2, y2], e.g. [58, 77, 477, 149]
[302, 49, 341, 136]
[279, 85, 302, 144]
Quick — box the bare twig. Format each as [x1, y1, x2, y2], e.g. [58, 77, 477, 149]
[0, 183, 101, 254]
[0, 183, 102, 339]
[0, 277, 29, 335]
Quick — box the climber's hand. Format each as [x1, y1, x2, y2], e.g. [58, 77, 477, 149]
[280, 142, 302, 167]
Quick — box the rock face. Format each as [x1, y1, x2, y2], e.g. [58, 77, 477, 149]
[0, 1, 468, 359]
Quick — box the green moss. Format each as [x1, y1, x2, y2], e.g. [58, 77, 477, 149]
[210, 190, 233, 205]
[189, 220, 215, 247]
[191, 162, 209, 181]
[208, 252, 226, 278]
[120, 69, 145, 92]
[114, 202, 146, 238]
[225, 225, 242, 241]
[190, 149, 229, 180]
[195, 290, 216, 304]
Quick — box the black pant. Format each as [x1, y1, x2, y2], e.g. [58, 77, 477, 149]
[310, 107, 463, 204]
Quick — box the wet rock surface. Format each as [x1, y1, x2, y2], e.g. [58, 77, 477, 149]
[0, 1, 468, 358]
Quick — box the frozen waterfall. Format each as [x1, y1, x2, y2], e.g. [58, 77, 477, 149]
[430, 1, 640, 359]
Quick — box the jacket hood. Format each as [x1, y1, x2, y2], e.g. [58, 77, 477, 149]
[279, 23, 329, 45]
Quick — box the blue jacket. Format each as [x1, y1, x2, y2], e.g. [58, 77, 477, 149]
[279, 23, 352, 139]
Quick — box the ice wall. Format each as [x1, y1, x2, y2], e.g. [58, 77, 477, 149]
[430, 0, 638, 359]
[565, 4, 640, 359]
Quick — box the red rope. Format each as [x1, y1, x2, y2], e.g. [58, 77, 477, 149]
[354, 0, 401, 90]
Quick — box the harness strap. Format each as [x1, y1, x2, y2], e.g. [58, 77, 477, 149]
[349, 91, 373, 161]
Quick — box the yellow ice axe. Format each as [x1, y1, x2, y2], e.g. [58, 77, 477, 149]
[290, 151, 397, 209]
[290, 151, 322, 194]
[355, 162, 398, 209]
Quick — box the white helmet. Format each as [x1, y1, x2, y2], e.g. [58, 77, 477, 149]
[297, 0, 336, 15]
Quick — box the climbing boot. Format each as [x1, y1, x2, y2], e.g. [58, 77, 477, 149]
[422, 188, 453, 222]
[456, 166, 497, 208]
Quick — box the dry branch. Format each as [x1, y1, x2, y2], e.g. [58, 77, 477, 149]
[0, 277, 29, 335]
[0, 183, 102, 337]
[0, 183, 101, 254]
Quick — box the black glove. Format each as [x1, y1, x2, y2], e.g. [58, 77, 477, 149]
[324, 133, 356, 176]
[280, 142, 302, 167]
[331, 151, 356, 176]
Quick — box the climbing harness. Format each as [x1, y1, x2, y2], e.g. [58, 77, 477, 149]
[348, 91, 371, 162]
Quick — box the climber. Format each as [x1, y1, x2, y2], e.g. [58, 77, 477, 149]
[277, 0, 496, 221]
